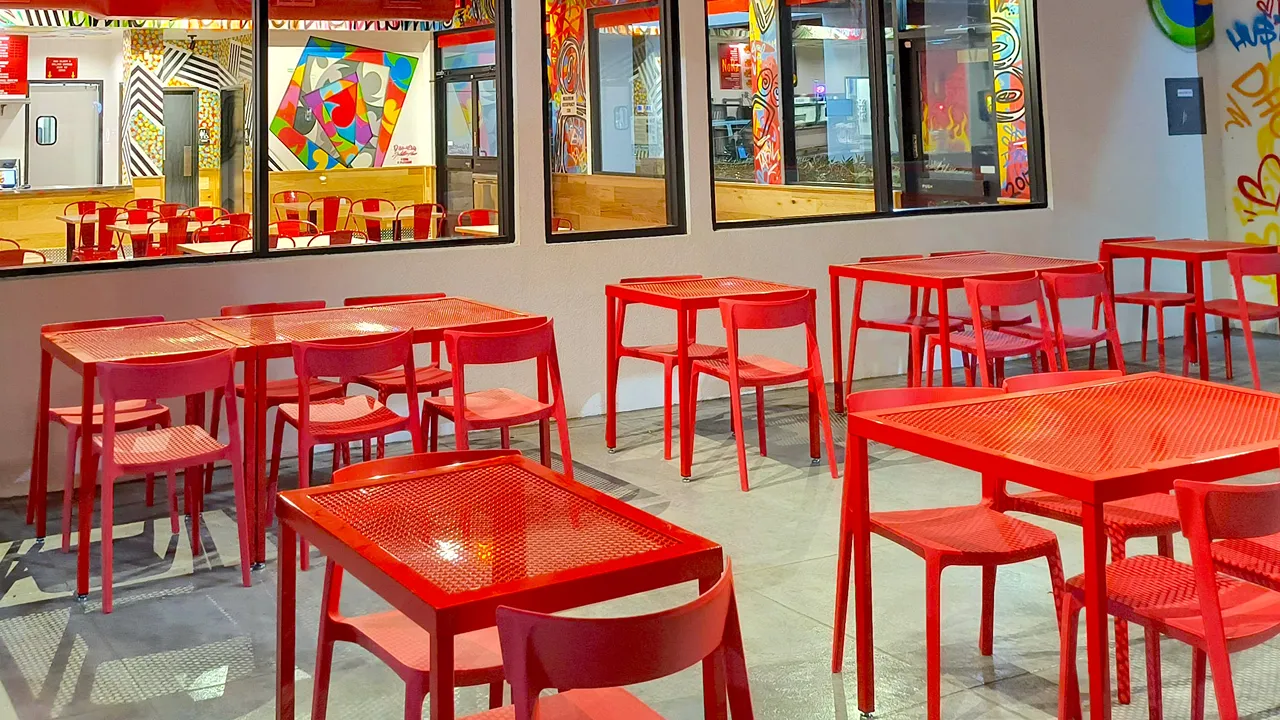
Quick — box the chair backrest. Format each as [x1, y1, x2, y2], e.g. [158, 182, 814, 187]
[1002, 370, 1123, 393]
[224, 212, 252, 228]
[195, 224, 252, 244]
[221, 300, 325, 317]
[344, 293, 445, 306]
[270, 219, 318, 238]
[146, 217, 191, 256]
[99, 349, 235, 405]
[331, 449, 520, 484]
[396, 203, 445, 240]
[0, 237, 18, 249]
[551, 216, 574, 232]
[127, 208, 159, 224]
[83, 206, 122, 251]
[273, 190, 311, 204]
[309, 229, 367, 246]
[963, 273, 1044, 312]
[185, 206, 227, 222]
[1040, 264, 1108, 301]
[66, 200, 106, 215]
[293, 330, 416, 382]
[846, 386, 1003, 414]
[309, 196, 352, 231]
[719, 289, 814, 332]
[125, 198, 160, 211]
[458, 208, 495, 227]
[357, 197, 393, 212]
[1228, 249, 1280, 280]
[1176, 479, 1280, 542]
[0, 248, 45, 266]
[496, 564, 751, 720]
[43, 314, 165, 334]
[158, 202, 187, 219]
[445, 316, 555, 367]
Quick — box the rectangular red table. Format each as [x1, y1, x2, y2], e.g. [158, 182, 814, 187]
[1100, 239, 1276, 381]
[605, 276, 807, 480]
[198, 297, 532, 565]
[34, 320, 243, 600]
[835, 373, 1280, 720]
[275, 454, 725, 720]
[829, 252, 1096, 410]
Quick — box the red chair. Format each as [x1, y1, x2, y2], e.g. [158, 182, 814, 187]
[999, 369, 1179, 706]
[269, 219, 317, 238]
[422, 317, 574, 480]
[1006, 264, 1126, 372]
[157, 202, 188, 219]
[1058, 479, 1280, 720]
[344, 293, 451, 459]
[354, 198, 394, 240]
[1097, 237, 1193, 373]
[208, 301, 345, 491]
[124, 198, 160, 211]
[1190, 250, 1280, 390]
[270, 331, 424, 570]
[833, 385, 1065, 720]
[689, 289, 837, 491]
[463, 562, 752, 720]
[221, 212, 252, 228]
[551, 216, 574, 232]
[72, 206, 122, 262]
[846, 254, 964, 391]
[307, 229, 367, 247]
[395, 203, 445, 240]
[232, 237, 295, 252]
[0, 237, 18, 249]
[124, 208, 160, 257]
[458, 208, 496, 227]
[615, 275, 727, 460]
[193, 224, 252, 245]
[145, 217, 192, 257]
[311, 450, 517, 720]
[308, 195, 352, 232]
[925, 274, 1057, 387]
[90, 349, 250, 613]
[272, 190, 312, 220]
[27, 316, 170, 547]
[64, 200, 108, 253]
[921, 250, 1033, 332]
[0, 249, 46, 266]
[184, 206, 228, 223]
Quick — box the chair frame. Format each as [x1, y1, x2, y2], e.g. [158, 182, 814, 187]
[395, 203, 446, 240]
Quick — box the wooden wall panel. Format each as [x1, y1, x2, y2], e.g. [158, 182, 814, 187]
[713, 181, 877, 221]
[266, 166, 435, 207]
[5, 187, 137, 250]
[551, 173, 668, 231]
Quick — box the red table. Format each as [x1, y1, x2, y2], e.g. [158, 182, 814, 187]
[35, 321, 243, 600]
[275, 454, 725, 720]
[835, 373, 1280, 720]
[829, 252, 1096, 411]
[1099, 239, 1276, 381]
[197, 297, 532, 565]
[605, 276, 806, 480]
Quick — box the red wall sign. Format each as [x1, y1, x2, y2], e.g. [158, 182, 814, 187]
[46, 57, 77, 79]
[0, 35, 28, 96]
[719, 43, 743, 90]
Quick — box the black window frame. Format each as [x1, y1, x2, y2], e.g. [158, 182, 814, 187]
[542, 0, 687, 244]
[704, 0, 1049, 231]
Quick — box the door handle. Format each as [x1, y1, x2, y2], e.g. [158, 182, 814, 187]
[183, 146, 193, 177]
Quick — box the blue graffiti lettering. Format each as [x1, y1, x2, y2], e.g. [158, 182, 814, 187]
[1227, 13, 1280, 58]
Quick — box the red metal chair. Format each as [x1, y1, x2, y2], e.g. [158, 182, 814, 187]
[124, 198, 160, 212]
[354, 198, 394, 240]
[845, 254, 964, 391]
[999, 369, 1179, 706]
[312, 449, 518, 720]
[208, 301, 345, 491]
[461, 562, 752, 720]
[1097, 237, 1193, 373]
[1058, 479, 1280, 720]
[0, 249, 46, 266]
[1189, 250, 1280, 390]
[271, 331, 424, 570]
[72, 206, 122, 262]
[614, 275, 727, 460]
[184, 206, 228, 223]
[308, 195, 353, 232]
[90, 349, 250, 613]
[157, 202, 187, 219]
[64, 200, 108, 253]
[124, 208, 160, 257]
[395, 203, 445, 240]
[145, 216, 192, 257]
[551, 216, 574, 232]
[458, 208, 496, 227]
[27, 316, 171, 547]
[1005, 264, 1126, 372]
[344, 293, 451, 459]
[0, 237, 18, 249]
[833, 385, 1065, 720]
[221, 212, 252, 228]
[920, 250, 1033, 332]
[307, 229, 367, 246]
[272, 190, 312, 220]
[422, 317, 574, 480]
[269, 219, 318, 238]
[689, 289, 837, 491]
[193, 224, 252, 245]
[925, 273, 1057, 387]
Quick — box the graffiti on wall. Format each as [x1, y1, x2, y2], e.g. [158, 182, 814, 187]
[749, 0, 783, 185]
[991, 0, 1029, 199]
[1149, 0, 1216, 50]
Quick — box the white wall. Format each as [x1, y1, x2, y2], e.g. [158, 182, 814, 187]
[0, 0, 1213, 496]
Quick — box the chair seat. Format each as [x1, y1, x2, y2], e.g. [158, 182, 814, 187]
[870, 505, 1059, 563]
[93, 425, 225, 471]
[1201, 298, 1280, 321]
[1004, 325, 1106, 348]
[425, 388, 553, 428]
[279, 395, 405, 441]
[50, 400, 169, 431]
[461, 688, 660, 719]
[341, 611, 503, 683]
[693, 355, 808, 385]
[1008, 491, 1181, 536]
[1213, 532, 1280, 591]
[1114, 290, 1194, 307]
[235, 377, 345, 403]
[1065, 555, 1280, 649]
[937, 329, 1044, 357]
[959, 310, 1033, 328]
[625, 342, 726, 363]
[351, 365, 452, 395]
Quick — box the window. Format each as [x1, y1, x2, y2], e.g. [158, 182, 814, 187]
[706, 0, 1044, 226]
[544, 0, 684, 238]
[35, 116, 56, 145]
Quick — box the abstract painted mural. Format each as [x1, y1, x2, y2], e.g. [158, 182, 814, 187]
[991, 0, 1029, 199]
[1149, 0, 1216, 50]
[270, 38, 418, 170]
[749, 0, 783, 184]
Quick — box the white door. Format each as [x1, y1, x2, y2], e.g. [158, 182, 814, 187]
[27, 82, 102, 188]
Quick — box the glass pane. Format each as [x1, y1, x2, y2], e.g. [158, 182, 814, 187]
[477, 79, 498, 158]
[35, 116, 57, 145]
[441, 39, 497, 70]
[445, 81, 475, 158]
[596, 23, 665, 176]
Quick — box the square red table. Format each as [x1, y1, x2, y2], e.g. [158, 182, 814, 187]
[604, 276, 807, 479]
[828, 252, 1097, 409]
[1099, 239, 1276, 382]
[275, 454, 725, 720]
[835, 372, 1280, 720]
[34, 320, 242, 600]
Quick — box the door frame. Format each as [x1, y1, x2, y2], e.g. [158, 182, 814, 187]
[25, 79, 105, 187]
[162, 86, 199, 206]
[434, 28, 499, 215]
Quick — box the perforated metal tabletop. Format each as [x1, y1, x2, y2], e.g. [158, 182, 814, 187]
[834, 251, 1091, 284]
[606, 275, 804, 310]
[43, 320, 237, 368]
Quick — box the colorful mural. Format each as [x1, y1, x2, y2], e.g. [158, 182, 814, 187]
[991, 0, 1029, 199]
[1149, 0, 1216, 50]
[749, 0, 783, 184]
[270, 37, 418, 169]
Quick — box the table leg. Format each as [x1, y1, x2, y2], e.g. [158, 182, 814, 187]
[429, 630, 456, 720]
[241, 355, 263, 570]
[937, 288, 954, 387]
[677, 310, 694, 480]
[700, 573, 729, 720]
[848, 435, 875, 714]
[606, 293, 619, 451]
[29, 350, 52, 535]
[75, 367, 96, 599]
[185, 394, 206, 555]
[276, 522, 296, 720]
[830, 273, 845, 414]
[254, 357, 269, 565]
[1184, 262, 1199, 366]
[1082, 501, 1113, 720]
[1192, 260, 1209, 381]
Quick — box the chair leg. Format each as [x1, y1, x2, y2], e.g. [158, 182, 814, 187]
[663, 361, 674, 460]
[362, 439, 371, 463]
[1157, 534, 1173, 558]
[60, 428, 78, 553]
[756, 387, 768, 458]
[298, 441, 312, 572]
[268, 413, 286, 503]
[1205, 639, 1240, 720]
[1182, 310, 1193, 378]
[1140, 306, 1151, 363]
[1223, 319, 1234, 381]
[926, 338, 937, 387]
[488, 680, 504, 709]
[728, 382, 750, 492]
[311, 561, 338, 720]
[1240, 311, 1264, 391]
[166, 468, 179, 535]
[925, 560, 942, 720]
[1145, 628, 1163, 720]
[501, 426, 511, 450]
[1058, 598, 1082, 720]
[206, 388, 223, 492]
[1155, 308, 1167, 373]
[404, 679, 427, 720]
[1111, 534, 1132, 705]
[979, 565, 996, 656]
[377, 392, 389, 459]
[1191, 648, 1207, 720]
[100, 466, 116, 614]
[145, 429, 156, 504]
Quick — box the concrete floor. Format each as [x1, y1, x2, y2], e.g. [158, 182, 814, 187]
[2, 333, 1279, 719]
